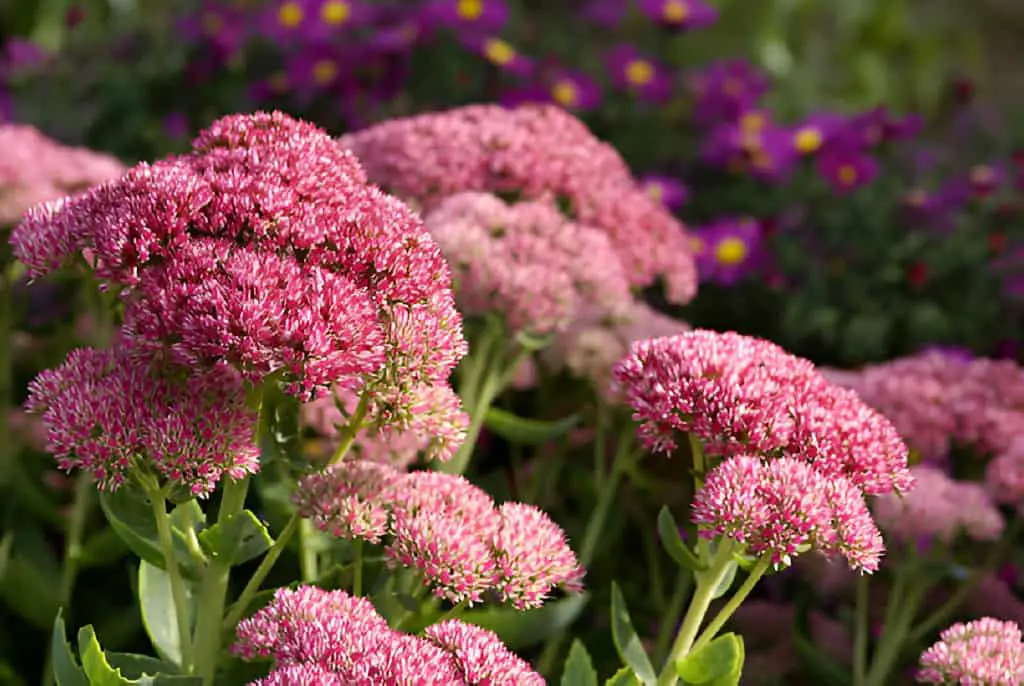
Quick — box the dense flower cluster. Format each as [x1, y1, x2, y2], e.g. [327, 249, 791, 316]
[612, 329, 913, 495]
[234, 585, 544, 685]
[423, 191, 634, 335]
[11, 111, 467, 406]
[340, 103, 698, 304]
[0, 123, 124, 225]
[295, 463, 583, 608]
[23, 342, 258, 493]
[917, 617, 1024, 684]
[873, 465, 1004, 545]
[692, 455, 884, 571]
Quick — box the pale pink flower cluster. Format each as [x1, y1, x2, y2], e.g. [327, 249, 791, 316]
[423, 191, 634, 336]
[917, 617, 1024, 684]
[614, 330, 914, 572]
[23, 343, 258, 494]
[295, 464, 583, 608]
[301, 385, 469, 466]
[11, 112, 467, 407]
[0, 123, 124, 225]
[341, 103, 698, 304]
[873, 465, 1005, 545]
[234, 586, 544, 685]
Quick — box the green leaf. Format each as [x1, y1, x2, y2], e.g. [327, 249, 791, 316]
[98, 489, 201, 579]
[78, 626, 132, 685]
[483, 408, 580, 446]
[605, 667, 641, 686]
[138, 561, 195, 668]
[0, 523, 61, 628]
[457, 593, 588, 650]
[610, 583, 657, 686]
[515, 329, 556, 352]
[197, 510, 272, 567]
[675, 633, 745, 685]
[656, 507, 705, 572]
[561, 640, 598, 686]
[710, 561, 738, 601]
[77, 628, 200, 685]
[51, 610, 88, 686]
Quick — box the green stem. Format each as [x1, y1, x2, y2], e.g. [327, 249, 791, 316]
[0, 266, 12, 491]
[329, 393, 371, 465]
[192, 476, 250, 685]
[223, 512, 300, 631]
[653, 570, 694, 667]
[298, 519, 319, 583]
[864, 575, 927, 686]
[352, 538, 364, 596]
[853, 574, 870, 686]
[432, 600, 467, 626]
[690, 558, 770, 653]
[578, 437, 633, 567]
[656, 542, 736, 686]
[688, 435, 710, 561]
[147, 482, 194, 672]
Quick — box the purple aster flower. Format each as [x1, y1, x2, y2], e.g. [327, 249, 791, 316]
[1, 38, 49, 76]
[638, 0, 718, 29]
[639, 174, 689, 210]
[702, 114, 799, 183]
[248, 71, 292, 103]
[545, 68, 603, 111]
[176, 4, 248, 57]
[919, 345, 974, 363]
[582, 0, 629, 27]
[604, 44, 672, 103]
[425, 0, 509, 33]
[163, 112, 190, 140]
[789, 112, 847, 155]
[689, 59, 770, 126]
[692, 217, 763, 286]
[460, 36, 535, 77]
[817, 146, 879, 194]
[368, 17, 431, 53]
[853, 106, 923, 146]
[967, 163, 1006, 198]
[284, 44, 353, 94]
[255, 0, 370, 43]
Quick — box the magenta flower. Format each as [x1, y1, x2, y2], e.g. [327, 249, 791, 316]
[702, 114, 800, 182]
[294, 461, 400, 542]
[25, 343, 259, 494]
[789, 112, 847, 155]
[689, 59, 770, 125]
[493, 503, 585, 608]
[638, 0, 718, 29]
[0, 38, 49, 77]
[176, 3, 248, 58]
[582, 0, 629, 27]
[367, 17, 429, 53]
[425, 0, 509, 32]
[604, 44, 672, 103]
[816, 146, 879, 194]
[544, 67, 603, 111]
[284, 44, 354, 93]
[692, 455, 884, 571]
[638, 174, 689, 210]
[917, 618, 1024, 684]
[854, 106, 923, 146]
[460, 35, 535, 77]
[255, 0, 370, 43]
[424, 620, 546, 685]
[692, 217, 762, 286]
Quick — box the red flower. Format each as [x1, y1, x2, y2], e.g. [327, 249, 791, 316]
[907, 261, 929, 287]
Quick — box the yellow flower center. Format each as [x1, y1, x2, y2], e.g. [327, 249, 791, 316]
[715, 237, 748, 266]
[312, 59, 338, 85]
[793, 127, 822, 154]
[277, 1, 304, 28]
[457, 0, 483, 19]
[202, 12, 223, 35]
[268, 72, 289, 94]
[320, 0, 350, 25]
[838, 164, 857, 186]
[740, 110, 765, 133]
[626, 59, 654, 86]
[551, 80, 578, 106]
[663, 0, 688, 22]
[483, 38, 515, 65]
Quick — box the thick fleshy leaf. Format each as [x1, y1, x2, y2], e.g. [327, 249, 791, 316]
[458, 593, 588, 650]
[561, 640, 598, 686]
[197, 510, 272, 567]
[78, 626, 132, 686]
[51, 610, 88, 686]
[610, 583, 656, 686]
[137, 561, 195, 668]
[710, 561, 738, 600]
[675, 633, 745, 686]
[98, 490, 201, 579]
[656, 507, 704, 572]
[483, 408, 580, 446]
[604, 667, 641, 686]
[77, 626, 201, 685]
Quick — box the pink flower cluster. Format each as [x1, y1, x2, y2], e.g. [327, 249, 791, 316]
[24, 342, 258, 494]
[302, 385, 469, 466]
[340, 103, 698, 304]
[0, 123, 124, 225]
[917, 617, 1024, 684]
[423, 191, 634, 335]
[234, 586, 544, 685]
[295, 464, 583, 608]
[11, 112, 467, 403]
[614, 330, 915, 572]
[873, 465, 1004, 545]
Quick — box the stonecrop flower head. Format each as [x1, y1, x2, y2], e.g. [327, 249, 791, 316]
[873, 465, 1005, 545]
[340, 103, 698, 304]
[612, 330, 913, 496]
[0, 123, 124, 225]
[234, 586, 545, 684]
[692, 455, 884, 571]
[917, 617, 1024, 684]
[24, 341, 258, 494]
[294, 465, 583, 608]
[11, 111, 468, 405]
[424, 191, 634, 335]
